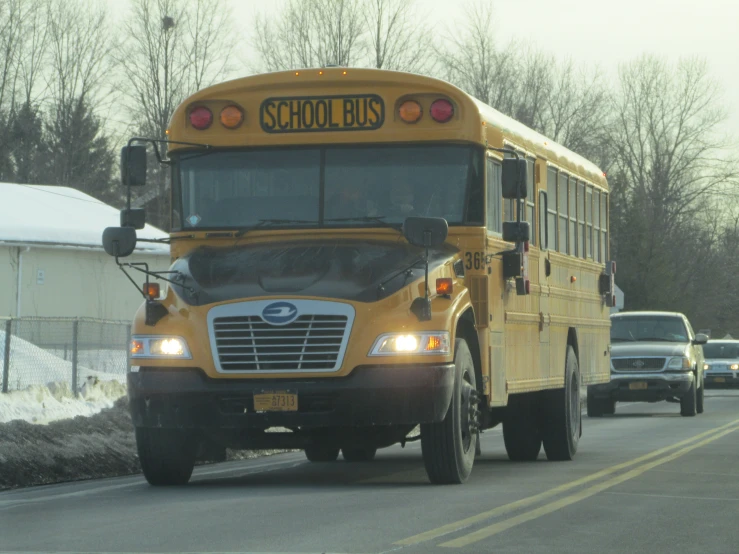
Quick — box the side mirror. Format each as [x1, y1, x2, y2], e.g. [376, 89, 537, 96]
[120, 208, 146, 230]
[102, 226, 137, 258]
[694, 333, 709, 345]
[121, 145, 147, 187]
[502, 221, 530, 243]
[403, 217, 448, 248]
[502, 158, 527, 200]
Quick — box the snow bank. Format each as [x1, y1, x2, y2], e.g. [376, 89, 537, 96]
[0, 377, 127, 424]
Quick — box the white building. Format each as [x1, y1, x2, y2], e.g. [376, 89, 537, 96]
[0, 183, 170, 321]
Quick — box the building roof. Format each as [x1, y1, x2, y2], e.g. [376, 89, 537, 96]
[0, 183, 169, 253]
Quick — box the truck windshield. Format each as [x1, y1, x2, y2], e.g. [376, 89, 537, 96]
[703, 343, 739, 359]
[611, 316, 689, 343]
[174, 144, 483, 230]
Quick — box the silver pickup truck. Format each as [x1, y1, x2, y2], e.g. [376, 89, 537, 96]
[587, 311, 707, 417]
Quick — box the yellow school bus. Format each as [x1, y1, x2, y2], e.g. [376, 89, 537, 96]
[102, 68, 614, 486]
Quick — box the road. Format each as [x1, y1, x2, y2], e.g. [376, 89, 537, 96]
[2, 390, 739, 554]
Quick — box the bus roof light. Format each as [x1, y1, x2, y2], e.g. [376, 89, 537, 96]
[399, 100, 422, 123]
[189, 106, 212, 130]
[430, 99, 454, 123]
[220, 105, 244, 129]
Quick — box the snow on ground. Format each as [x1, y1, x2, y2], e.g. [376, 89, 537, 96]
[0, 377, 127, 424]
[0, 329, 128, 424]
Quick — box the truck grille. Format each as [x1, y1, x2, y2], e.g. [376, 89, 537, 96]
[612, 357, 667, 371]
[213, 315, 348, 372]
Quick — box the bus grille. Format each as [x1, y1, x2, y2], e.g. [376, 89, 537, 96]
[212, 315, 348, 371]
[612, 357, 667, 371]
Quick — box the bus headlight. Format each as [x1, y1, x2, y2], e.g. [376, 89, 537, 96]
[369, 332, 450, 356]
[131, 336, 192, 359]
[667, 356, 691, 370]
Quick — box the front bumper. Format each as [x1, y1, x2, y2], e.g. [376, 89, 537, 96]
[588, 371, 694, 401]
[127, 364, 455, 430]
[704, 371, 739, 385]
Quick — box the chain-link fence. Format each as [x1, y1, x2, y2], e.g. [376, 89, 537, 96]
[1, 317, 131, 396]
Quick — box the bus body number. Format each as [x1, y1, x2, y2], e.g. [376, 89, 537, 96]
[465, 252, 484, 270]
[260, 94, 385, 133]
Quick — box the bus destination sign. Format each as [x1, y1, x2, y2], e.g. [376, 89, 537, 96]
[260, 94, 384, 133]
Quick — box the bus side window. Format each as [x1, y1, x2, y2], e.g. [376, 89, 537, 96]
[539, 190, 549, 250]
[486, 157, 502, 233]
[526, 157, 536, 246]
[547, 167, 558, 252]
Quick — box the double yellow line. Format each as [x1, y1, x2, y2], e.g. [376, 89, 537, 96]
[395, 419, 739, 549]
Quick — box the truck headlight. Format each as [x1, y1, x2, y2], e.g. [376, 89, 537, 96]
[703, 363, 709, 371]
[667, 356, 691, 370]
[731, 364, 739, 371]
[369, 332, 450, 356]
[130, 336, 191, 359]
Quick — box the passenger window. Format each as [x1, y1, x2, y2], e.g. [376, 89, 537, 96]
[547, 167, 558, 252]
[558, 172, 568, 254]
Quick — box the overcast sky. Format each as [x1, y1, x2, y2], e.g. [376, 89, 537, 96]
[106, 0, 739, 138]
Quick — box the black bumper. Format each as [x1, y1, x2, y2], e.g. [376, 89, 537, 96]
[589, 375, 693, 402]
[127, 364, 455, 429]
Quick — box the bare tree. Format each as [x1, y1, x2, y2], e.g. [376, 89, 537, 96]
[436, 1, 518, 110]
[44, 0, 116, 198]
[253, 0, 365, 71]
[608, 55, 739, 312]
[364, 0, 434, 73]
[118, 0, 235, 229]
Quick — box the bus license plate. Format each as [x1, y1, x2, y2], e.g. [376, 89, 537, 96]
[253, 391, 298, 412]
[714, 377, 726, 383]
[629, 382, 648, 390]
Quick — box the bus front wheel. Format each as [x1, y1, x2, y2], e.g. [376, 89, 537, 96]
[136, 428, 196, 486]
[421, 338, 479, 485]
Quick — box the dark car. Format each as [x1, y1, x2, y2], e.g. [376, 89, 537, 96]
[703, 340, 739, 386]
[587, 311, 708, 417]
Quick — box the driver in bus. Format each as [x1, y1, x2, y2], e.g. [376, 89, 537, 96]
[389, 182, 416, 217]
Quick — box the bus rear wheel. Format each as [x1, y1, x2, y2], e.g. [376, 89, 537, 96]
[540, 345, 581, 461]
[342, 446, 377, 462]
[305, 445, 340, 462]
[135, 428, 196, 486]
[503, 394, 542, 461]
[421, 339, 478, 485]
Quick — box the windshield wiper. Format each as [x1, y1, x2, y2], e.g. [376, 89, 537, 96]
[639, 337, 677, 342]
[323, 216, 403, 231]
[137, 234, 196, 244]
[611, 337, 636, 342]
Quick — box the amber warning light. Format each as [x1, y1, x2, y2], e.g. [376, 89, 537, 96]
[436, 278, 453, 295]
[144, 283, 160, 300]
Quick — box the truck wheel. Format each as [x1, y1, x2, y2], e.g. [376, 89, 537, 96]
[421, 339, 478, 484]
[586, 390, 604, 417]
[135, 428, 196, 486]
[540, 345, 581, 461]
[342, 447, 377, 462]
[680, 380, 697, 417]
[305, 445, 340, 462]
[503, 394, 542, 461]
[603, 399, 616, 415]
[696, 379, 705, 414]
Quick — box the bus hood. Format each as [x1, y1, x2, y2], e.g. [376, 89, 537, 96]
[169, 238, 458, 306]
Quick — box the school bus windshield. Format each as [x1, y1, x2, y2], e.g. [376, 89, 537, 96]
[174, 144, 484, 230]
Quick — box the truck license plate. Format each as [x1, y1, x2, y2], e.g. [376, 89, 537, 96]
[253, 390, 298, 412]
[714, 377, 726, 383]
[629, 382, 648, 390]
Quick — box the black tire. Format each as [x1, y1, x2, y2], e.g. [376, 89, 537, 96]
[586, 389, 604, 418]
[135, 428, 196, 486]
[503, 394, 542, 461]
[421, 339, 479, 485]
[342, 447, 378, 462]
[681, 379, 697, 417]
[540, 345, 581, 461]
[305, 445, 340, 462]
[603, 399, 616, 415]
[696, 377, 705, 414]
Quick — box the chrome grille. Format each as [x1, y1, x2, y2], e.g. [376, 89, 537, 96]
[612, 357, 666, 371]
[213, 314, 348, 371]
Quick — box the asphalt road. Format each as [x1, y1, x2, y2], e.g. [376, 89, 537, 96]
[2, 390, 739, 554]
